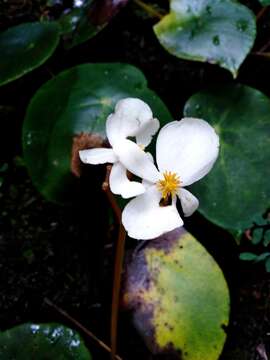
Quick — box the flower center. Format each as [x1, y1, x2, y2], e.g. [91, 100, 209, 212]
[157, 171, 181, 199]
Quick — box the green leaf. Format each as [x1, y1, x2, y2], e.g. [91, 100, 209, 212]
[265, 257, 270, 272]
[253, 214, 267, 226]
[0, 22, 60, 86]
[0, 323, 91, 359]
[59, 0, 128, 48]
[123, 228, 229, 360]
[259, 0, 270, 6]
[184, 84, 270, 233]
[263, 230, 270, 247]
[252, 228, 264, 245]
[154, 0, 256, 77]
[239, 252, 258, 261]
[255, 252, 270, 263]
[23, 63, 172, 203]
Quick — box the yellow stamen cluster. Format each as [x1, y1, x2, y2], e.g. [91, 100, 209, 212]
[157, 171, 181, 199]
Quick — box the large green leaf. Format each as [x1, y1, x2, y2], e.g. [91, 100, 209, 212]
[123, 228, 229, 360]
[184, 84, 270, 232]
[154, 0, 256, 77]
[0, 323, 91, 359]
[0, 22, 60, 86]
[23, 63, 171, 203]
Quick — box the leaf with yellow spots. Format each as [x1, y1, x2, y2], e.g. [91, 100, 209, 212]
[122, 227, 230, 360]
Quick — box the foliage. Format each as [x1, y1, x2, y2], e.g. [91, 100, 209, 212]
[184, 84, 270, 234]
[154, 0, 256, 77]
[23, 63, 171, 203]
[0, 22, 60, 86]
[259, 0, 270, 5]
[240, 213, 270, 272]
[123, 228, 230, 359]
[1, 0, 270, 358]
[0, 323, 92, 359]
[59, 0, 128, 49]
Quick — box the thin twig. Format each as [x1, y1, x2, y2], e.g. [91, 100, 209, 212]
[251, 51, 270, 58]
[110, 224, 126, 360]
[133, 0, 164, 19]
[44, 298, 123, 360]
[256, 6, 269, 21]
[259, 38, 270, 53]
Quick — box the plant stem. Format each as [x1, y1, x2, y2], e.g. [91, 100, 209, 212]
[102, 164, 126, 360]
[110, 224, 126, 360]
[102, 165, 121, 224]
[133, 0, 164, 19]
[44, 298, 123, 360]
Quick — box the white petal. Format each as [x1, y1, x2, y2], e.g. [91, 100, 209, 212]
[113, 139, 160, 183]
[156, 118, 219, 186]
[142, 152, 155, 189]
[146, 152, 154, 163]
[177, 188, 199, 217]
[135, 117, 160, 148]
[79, 148, 117, 164]
[106, 98, 154, 146]
[122, 185, 183, 240]
[109, 162, 145, 199]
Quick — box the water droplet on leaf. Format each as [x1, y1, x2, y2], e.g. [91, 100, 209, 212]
[206, 5, 212, 15]
[212, 35, 220, 46]
[236, 19, 248, 32]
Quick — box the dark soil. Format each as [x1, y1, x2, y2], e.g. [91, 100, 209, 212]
[1, 1, 270, 359]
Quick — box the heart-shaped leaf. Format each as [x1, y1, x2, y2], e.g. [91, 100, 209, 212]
[0, 22, 60, 86]
[23, 63, 171, 203]
[0, 323, 91, 359]
[123, 227, 229, 360]
[184, 84, 270, 233]
[154, 0, 256, 77]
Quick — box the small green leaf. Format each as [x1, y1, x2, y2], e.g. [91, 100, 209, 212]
[253, 214, 267, 226]
[0, 22, 60, 86]
[23, 63, 171, 203]
[265, 257, 270, 272]
[0, 323, 92, 359]
[239, 252, 258, 261]
[251, 228, 264, 245]
[259, 0, 270, 6]
[184, 84, 270, 233]
[154, 0, 256, 77]
[263, 230, 270, 247]
[255, 252, 270, 263]
[123, 228, 230, 360]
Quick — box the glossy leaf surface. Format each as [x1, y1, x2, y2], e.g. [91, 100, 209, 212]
[0, 323, 91, 359]
[154, 0, 256, 77]
[60, 0, 128, 48]
[0, 22, 60, 86]
[23, 63, 171, 203]
[123, 228, 230, 360]
[184, 84, 270, 233]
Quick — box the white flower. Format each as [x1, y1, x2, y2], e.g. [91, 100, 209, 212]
[122, 118, 220, 240]
[79, 98, 160, 198]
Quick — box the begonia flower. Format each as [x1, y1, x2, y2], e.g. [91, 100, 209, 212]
[79, 98, 159, 198]
[122, 118, 219, 240]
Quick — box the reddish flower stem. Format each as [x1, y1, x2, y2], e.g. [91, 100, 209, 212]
[102, 165, 127, 360]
